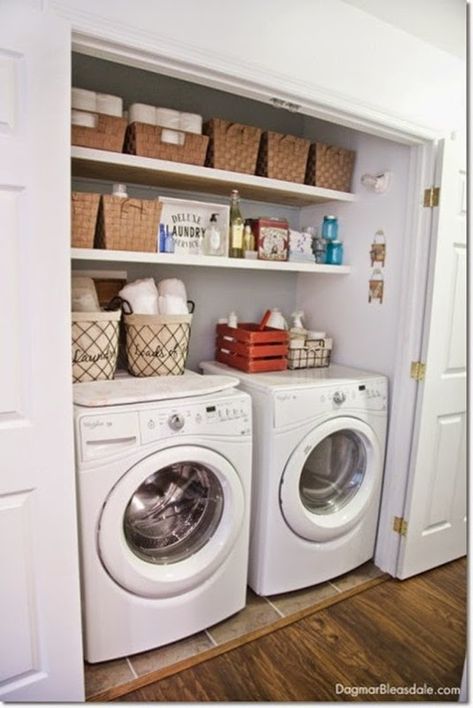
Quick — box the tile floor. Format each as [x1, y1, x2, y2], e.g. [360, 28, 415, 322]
[84, 561, 386, 700]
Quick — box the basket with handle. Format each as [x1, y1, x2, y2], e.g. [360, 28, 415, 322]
[256, 131, 310, 183]
[203, 119, 262, 174]
[71, 112, 128, 153]
[305, 142, 355, 192]
[96, 195, 162, 252]
[125, 122, 209, 167]
[71, 192, 100, 248]
[122, 300, 195, 377]
[71, 310, 121, 383]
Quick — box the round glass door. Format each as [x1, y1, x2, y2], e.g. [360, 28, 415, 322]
[280, 418, 380, 543]
[124, 461, 224, 565]
[299, 430, 366, 516]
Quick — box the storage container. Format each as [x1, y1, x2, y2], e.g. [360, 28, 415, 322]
[96, 195, 162, 252]
[247, 218, 289, 261]
[71, 192, 100, 248]
[71, 112, 128, 153]
[287, 337, 332, 370]
[124, 313, 192, 376]
[216, 322, 288, 373]
[204, 119, 262, 174]
[256, 131, 310, 183]
[71, 310, 121, 383]
[125, 122, 209, 166]
[305, 142, 355, 193]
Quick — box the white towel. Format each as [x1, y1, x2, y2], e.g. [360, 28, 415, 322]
[157, 278, 187, 302]
[119, 278, 159, 314]
[158, 295, 189, 315]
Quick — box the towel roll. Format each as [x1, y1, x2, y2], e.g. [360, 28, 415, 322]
[155, 107, 180, 129]
[96, 93, 123, 117]
[128, 103, 157, 125]
[179, 112, 202, 134]
[161, 129, 184, 145]
[157, 278, 187, 303]
[72, 87, 97, 112]
[71, 110, 97, 128]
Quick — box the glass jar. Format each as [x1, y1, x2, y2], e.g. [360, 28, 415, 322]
[322, 216, 338, 241]
[313, 237, 326, 264]
[326, 240, 344, 265]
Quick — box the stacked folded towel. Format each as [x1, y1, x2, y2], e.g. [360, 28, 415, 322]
[118, 278, 189, 315]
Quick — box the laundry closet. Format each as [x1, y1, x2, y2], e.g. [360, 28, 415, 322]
[0, 2, 465, 702]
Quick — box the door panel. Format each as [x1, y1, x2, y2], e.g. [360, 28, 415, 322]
[0, 3, 84, 701]
[397, 134, 467, 578]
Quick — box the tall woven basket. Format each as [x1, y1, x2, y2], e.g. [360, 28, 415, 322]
[96, 195, 162, 252]
[124, 313, 193, 377]
[257, 131, 310, 183]
[71, 310, 121, 383]
[203, 119, 262, 174]
[305, 143, 356, 192]
[71, 192, 100, 248]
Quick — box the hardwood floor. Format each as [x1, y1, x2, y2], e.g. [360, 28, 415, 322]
[116, 558, 466, 702]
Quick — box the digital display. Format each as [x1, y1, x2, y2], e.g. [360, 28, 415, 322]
[206, 406, 216, 413]
[359, 385, 366, 391]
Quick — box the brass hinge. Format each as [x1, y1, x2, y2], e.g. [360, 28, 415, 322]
[410, 361, 426, 381]
[393, 516, 408, 536]
[423, 187, 440, 207]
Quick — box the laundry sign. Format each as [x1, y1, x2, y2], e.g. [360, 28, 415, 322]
[159, 197, 230, 255]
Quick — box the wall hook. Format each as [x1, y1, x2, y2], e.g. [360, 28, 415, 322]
[361, 171, 392, 194]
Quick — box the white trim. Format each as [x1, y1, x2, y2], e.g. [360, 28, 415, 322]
[374, 141, 438, 575]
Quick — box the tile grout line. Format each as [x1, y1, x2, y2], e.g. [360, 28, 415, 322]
[264, 597, 285, 618]
[126, 657, 138, 679]
[204, 629, 219, 647]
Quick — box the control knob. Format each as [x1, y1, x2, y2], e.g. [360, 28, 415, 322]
[333, 391, 346, 405]
[168, 413, 185, 431]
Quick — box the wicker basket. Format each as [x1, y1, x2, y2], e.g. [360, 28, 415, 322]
[71, 113, 128, 153]
[71, 192, 100, 248]
[71, 310, 121, 383]
[256, 131, 310, 183]
[305, 143, 355, 192]
[96, 195, 162, 252]
[125, 122, 209, 166]
[124, 313, 192, 377]
[203, 119, 262, 174]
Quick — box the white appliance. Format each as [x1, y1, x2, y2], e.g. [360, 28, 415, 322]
[201, 363, 388, 596]
[74, 373, 252, 662]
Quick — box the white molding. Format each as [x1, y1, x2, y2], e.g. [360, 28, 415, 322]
[50, 2, 439, 144]
[374, 141, 437, 575]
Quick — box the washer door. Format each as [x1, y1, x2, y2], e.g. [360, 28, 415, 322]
[280, 417, 381, 542]
[99, 446, 245, 598]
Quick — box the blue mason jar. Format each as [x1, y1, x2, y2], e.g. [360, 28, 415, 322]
[326, 240, 344, 265]
[322, 216, 338, 241]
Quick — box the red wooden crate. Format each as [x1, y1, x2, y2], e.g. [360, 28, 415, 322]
[216, 322, 288, 373]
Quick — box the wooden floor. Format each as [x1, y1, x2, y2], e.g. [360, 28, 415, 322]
[116, 558, 466, 702]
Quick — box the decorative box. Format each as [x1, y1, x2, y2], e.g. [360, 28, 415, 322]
[216, 322, 288, 373]
[248, 218, 289, 261]
[159, 197, 230, 256]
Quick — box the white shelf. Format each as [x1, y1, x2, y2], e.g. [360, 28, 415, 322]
[71, 147, 357, 208]
[71, 248, 351, 274]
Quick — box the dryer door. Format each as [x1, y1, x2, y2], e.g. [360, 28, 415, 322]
[280, 417, 381, 542]
[99, 446, 245, 598]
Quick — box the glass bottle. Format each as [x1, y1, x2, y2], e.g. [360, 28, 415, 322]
[243, 223, 255, 252]
[229, 189, 244, 258]
[204, 213, 223, 256]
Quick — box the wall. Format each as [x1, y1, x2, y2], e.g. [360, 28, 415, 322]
[53, 0, 465, 136]
[296, 128, 411, 379]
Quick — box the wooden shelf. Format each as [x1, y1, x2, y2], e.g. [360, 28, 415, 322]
[71, 147, 357, 207]
[71, 248, 351, 274]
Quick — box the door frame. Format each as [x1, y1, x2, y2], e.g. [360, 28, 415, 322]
[52, 8, 442, 576]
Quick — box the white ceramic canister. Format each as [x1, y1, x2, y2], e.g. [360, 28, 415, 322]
[71, 87, 97, 112]
[128, 103, 157, 125]
[96, 93, 123, 117]
[179, 112, 203, 134]
[71, 110, 97, 128]
[155, 107, 181, 129]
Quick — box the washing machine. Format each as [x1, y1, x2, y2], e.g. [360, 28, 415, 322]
[201, 362, 388, 596]
[73, 372, 252, 662]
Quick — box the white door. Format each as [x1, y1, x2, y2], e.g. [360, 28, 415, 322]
[0, 2, 84, 701]
[280, 418, 382, 542]
[396, 133, 467, 579]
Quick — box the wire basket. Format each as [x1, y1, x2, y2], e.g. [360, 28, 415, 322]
[124, 312, 193, 377]
[71, 310, 121, 383]
[287, 339, 332, 370]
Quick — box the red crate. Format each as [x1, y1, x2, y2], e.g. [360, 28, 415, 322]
[216, 323, 288, 373]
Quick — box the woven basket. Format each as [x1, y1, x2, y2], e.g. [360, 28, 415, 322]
[71, 192, 100, 248]
[124, 313, 192, 377]
[203, 119, 262, 174]
[125, 122, 209, 166]
[71, 310, 121, 383]
[96, 195, 162, 252]
[256, 131, 310, 183]
[305, 143, 355, 192]
[71, 113, 127, 153]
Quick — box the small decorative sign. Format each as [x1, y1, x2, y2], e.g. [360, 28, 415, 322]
[369, 267, 384, 304]
[370, 229, 386, 266]
[368, 230, 386, 304]
[159, 197, 230, 255]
